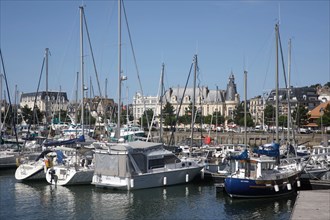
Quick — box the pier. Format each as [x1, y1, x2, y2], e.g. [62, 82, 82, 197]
[291, 190, 330, 220]
[153, 131, 326, 147]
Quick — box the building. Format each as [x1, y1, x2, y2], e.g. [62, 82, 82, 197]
[317, 85, 330, 103]
[132, 94, 159, 123]
[266, 86, 320, 116]
[132, 73, 240, 127]
[306, 101, 330, 130]
[20, 91, 69, 120]
[84, 96, 115, 118]
[249, 95, 265, 126]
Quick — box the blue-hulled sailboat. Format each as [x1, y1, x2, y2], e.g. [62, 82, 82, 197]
[224, 24, 302, 198]
[224, 143, 301, 198]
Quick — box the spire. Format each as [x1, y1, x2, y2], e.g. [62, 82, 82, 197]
[225, 72, 237, 101]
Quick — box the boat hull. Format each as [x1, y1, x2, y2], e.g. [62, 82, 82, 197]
[0, 154, 17, 169]
[46, 166, 94, 186]
[92, 166, 202, 190]
[300, 168, 329, 180]
[15, 162, 45, 181]
[224, 173, 299, 198]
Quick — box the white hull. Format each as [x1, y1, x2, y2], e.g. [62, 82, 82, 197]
[92, 166, 202, 190]
[300, 168, 329, 180]
[46, 166, 94, 186]
[0, 154, 17, 168]
[15, 161, 45, 181]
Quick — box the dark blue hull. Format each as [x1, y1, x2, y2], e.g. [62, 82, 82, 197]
[224, 174, 299, 198]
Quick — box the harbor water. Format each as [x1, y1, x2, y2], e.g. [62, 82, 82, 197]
[1, 169, 297, 220]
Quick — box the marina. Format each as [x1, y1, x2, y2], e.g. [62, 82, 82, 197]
[0, 1, 329, 219]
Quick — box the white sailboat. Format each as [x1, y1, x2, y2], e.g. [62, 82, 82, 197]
[92, 1, 203, 190]
[45, 6, 94, 186]
[15, 149, 56, 181]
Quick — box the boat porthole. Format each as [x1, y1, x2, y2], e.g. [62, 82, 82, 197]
[182, 163, 185, 167]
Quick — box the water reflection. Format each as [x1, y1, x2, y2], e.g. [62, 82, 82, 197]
[0, 175, 296, 220]
[217, 189, 297, 220]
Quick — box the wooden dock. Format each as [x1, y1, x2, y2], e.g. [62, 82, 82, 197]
[291, 190, 330, 220]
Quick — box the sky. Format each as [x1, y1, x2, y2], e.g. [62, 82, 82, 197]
[0, 0, 329, 104]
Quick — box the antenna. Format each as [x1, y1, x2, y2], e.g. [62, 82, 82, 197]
[195, 40, 199, 55]
[278, 2, 281, 25]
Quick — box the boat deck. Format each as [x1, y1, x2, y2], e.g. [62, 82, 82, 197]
[291, 190, 330, 220]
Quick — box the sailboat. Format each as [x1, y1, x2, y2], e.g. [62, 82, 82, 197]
[92, 1, 203, 190]
[224, 24, 301, 198]
[45, 6, 94, 186]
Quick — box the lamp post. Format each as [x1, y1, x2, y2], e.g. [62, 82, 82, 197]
[320, 107, 324, 144]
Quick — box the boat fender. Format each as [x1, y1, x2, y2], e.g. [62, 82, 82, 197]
[16, 157, 21, 167]
[297, 180, 301, 188]
[274, 184, 279, 192]
[287, 183, 292, 190]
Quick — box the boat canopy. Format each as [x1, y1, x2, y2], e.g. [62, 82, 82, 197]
[229, 149, 248, 160]
[43, 135, 85, 147]
[253, 142, 280, 158]
[35, 149, 53, 161]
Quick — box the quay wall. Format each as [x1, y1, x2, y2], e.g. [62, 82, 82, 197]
[151, 131, 328, 147]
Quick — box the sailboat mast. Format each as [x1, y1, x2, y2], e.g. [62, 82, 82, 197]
[75, 72, 79, 125]
[160, 63, 164, 142]
[190, 54, 197, 147]
[45, 48, 49, 125]
[244, 70, 247, 146]
[117, 0, 122, 140]
[0, 73, 1, 133]
[0, 74, 2, 133]
[215, 85, 218, 144]
[275, 23, 279, 143]
[287, 39, 292, 143]
[80, 6, 85, 136]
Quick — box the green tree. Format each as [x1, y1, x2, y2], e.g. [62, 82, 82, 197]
[324, 82, 330, 87]
[310, 83, 321, 88]
[264, 104, 275, 126]
[140, 109, 154, 128]
[233, 103, 244, 125]
[292, 104, 309, 128]
[21, 105, 33, 124]
[233, 103, 255, 127]
[278, 115, 288, 128]
[203, 115, 213, 125]
[317, 104, 330, 127]
[162, 102, 176, 127]
[20, 105, 44, 125]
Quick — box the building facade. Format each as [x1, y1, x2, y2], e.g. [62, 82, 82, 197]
[132, 73, 240, 126]
[20, 91, 69, 113]
[266, 86, 320, 115]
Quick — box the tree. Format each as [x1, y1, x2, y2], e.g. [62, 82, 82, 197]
[211, 111, 225, 126]
[232, 103, 255, 127]
[292, 104, 309, 128]
[20, 105, 44, 125]
[317, 104, 330, 127]
[278, 115, 288, 128]
[21, 105, 33, 124]
[162, 102, 176, 127]
[233, 103, 244, 125]
[264, 104, 275, 126]
[139, 109, 154, 128]
[324, 82, 330, 87]
[310, 83, 321, 88]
